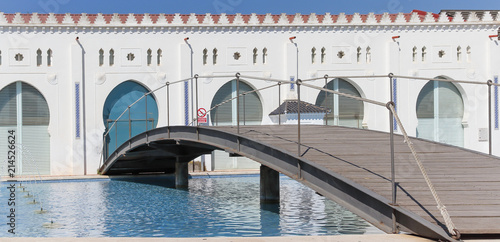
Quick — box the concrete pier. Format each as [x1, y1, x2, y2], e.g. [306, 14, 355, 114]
[260, 165, 280, 203]
[175, 161, 189, 189]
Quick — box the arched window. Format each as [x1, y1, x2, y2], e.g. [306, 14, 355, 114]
[210, 80, 263, 126]
[466, 46, 471, 62]
[356, 47, 362, 63]
[422, 47, 427, 62]
[253, 48, 258, 65]
[203, 49, 208, 65]
[457, 46, 462, 62]
[0, 50, 2, 66]
[366, 46, 371, 63]
[315, 78, 364, 128]
[213, 48, 218, 65]
[311, 47, 316, 64]
[99, 49, 104, 66]
[36, 49, 42, 66]
[109, 49, 115, 66]
[412, 46, 417, 62]
[47, 49, 53, 66]
[321, 47, 326, 64]
[103, 81, 159, 157]
[262, 48, 268, 64]
[0, 82, 50, 175]
[146, 49, 152, 66]
[157, 49, 162, 66]
[416, 78, 464, 147]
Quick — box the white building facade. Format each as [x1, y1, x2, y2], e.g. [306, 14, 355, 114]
[1, 10, 499, 175]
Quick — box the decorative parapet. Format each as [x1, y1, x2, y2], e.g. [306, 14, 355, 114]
[0, 10, 497, 26]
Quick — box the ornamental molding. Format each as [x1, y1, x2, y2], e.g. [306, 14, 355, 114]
[0, 23, 495, 35]
[0, 11, 498, 28]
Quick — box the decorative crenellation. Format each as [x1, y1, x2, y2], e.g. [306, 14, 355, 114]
[0, 10, 498, 26]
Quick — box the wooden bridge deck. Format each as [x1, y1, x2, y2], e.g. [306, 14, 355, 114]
[217, 125, 500, 236]
[100, 125, 500, 240]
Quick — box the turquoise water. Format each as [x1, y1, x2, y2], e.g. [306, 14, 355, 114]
[1, 175, 380, 237]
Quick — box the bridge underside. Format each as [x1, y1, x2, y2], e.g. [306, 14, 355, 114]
[99, 125, 500, 241]
[104, 139, 216, 175]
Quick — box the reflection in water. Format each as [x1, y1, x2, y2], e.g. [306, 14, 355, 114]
[1, 175, 381, 237]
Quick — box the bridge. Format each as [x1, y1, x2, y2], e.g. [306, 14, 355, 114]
[99, 124, 500, 241]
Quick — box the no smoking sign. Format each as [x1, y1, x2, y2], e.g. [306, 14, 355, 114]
[197, 108, 207, 123]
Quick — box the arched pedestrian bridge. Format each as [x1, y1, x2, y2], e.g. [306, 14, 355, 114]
[98, 125, 500, 241]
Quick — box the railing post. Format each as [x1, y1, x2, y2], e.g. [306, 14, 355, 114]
[278, 82, 281, 125]
[324, 74, 328, 126]
[236, 72, 241, 134]
[297, 79, 302, 157]
[195, 74, 199, 126]
[243, 93, 246, 125]
[167, 82, 170, 127]
[128, 106, 131, 138]
[388, 73, 398, 234]
[145, 93, 148, 131]
[488, 80, 493, 155]
[167, 82, 170, 139]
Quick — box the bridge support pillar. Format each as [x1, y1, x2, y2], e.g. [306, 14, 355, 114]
[260, 165, 280, 204]
[175, 161, 189, 189]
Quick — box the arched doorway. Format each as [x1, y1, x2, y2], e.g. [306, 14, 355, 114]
[315, 78, 364, 128]
[0, 82, 50, 175]
[209, 80, 263, 170]
[210, 80, 263, 126]
[416, 78, 464, 147]
[103, 81, 158, 157]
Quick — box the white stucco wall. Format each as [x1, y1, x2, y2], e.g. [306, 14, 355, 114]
[1, 11, 499, 175]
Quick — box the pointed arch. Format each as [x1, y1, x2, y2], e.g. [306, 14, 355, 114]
[210, 80, 263, 126]
[157, 49, 162, 66]
[36, 49, 42, 66]
[366, 46, 371, 63]
[416, 77, 464, 147]
[422, 46, 427, 62]
[412, 46, 417, 62]
[47, 49, 53, 66]
[262, 48, 268, 64]
[315, 78, 364, 128]
[212, 48, 218, 65]
[0, 82, 51, 175]
[466, 46, 471, 62]
[103, 81, 159, 157]
[356, 46, 362, 63]
[203, 48, 208, 65]
[321, 47, 326, 64]
[146, 49, 152, 66]
[99, 49, 104, 66]
[109, 49, 115, 66]
[457, 46, 462, 62]
[311, 47, 316, 64]
[253, 48, 258, 65]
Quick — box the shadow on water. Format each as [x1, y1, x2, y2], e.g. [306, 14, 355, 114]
[260, 203, 281, 236]
[110, 174, 178, 188]
[260, 203, 280, 214]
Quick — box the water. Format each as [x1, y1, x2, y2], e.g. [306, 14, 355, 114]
[1, 175, 381, 237]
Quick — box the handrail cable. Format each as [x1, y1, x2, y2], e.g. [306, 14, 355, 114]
[387, 103, 458, 237]
[188, 83, 279, 126]
[300, 82, 386, 107]
[301, 75, 389, 82]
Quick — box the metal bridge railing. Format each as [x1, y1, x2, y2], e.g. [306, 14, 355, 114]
[98, 71, 499, 239]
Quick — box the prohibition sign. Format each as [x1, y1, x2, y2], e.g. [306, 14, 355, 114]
[197, 108, 207, 118]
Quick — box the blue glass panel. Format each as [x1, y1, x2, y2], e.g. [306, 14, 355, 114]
[103, 81, 158, 157]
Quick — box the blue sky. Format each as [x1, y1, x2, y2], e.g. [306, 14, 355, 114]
[0, 0, 498, 15]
